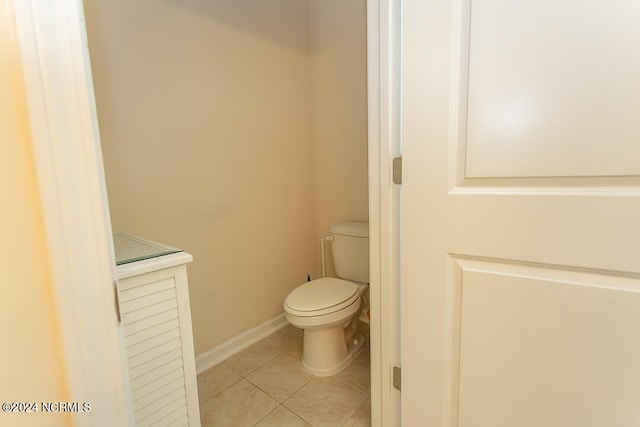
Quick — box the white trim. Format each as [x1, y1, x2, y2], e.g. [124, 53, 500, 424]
[116, 252, 194, 280]
[195, 313, 289, 374]
[11, 0, 133, 424]
[368, 0, 402, 425]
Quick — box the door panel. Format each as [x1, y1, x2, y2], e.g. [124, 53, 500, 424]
[401, 0, 640, 425]
[464, 0, 640, 179]
[451, 257, 640, 426]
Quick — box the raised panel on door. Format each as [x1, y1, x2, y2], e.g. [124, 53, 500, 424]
[401, 0, 640, 425]
[462, 0, 640, 179]
[446, 257, 640, 427]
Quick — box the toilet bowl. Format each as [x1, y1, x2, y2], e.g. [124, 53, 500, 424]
[285, 277, 367, 376]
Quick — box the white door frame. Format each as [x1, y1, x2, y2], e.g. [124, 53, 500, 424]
[14, 0, 401, 425]
[367, 0, 402, 425]
[11, 0, 133, 424]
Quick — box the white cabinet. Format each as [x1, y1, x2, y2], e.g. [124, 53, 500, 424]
[115, 234, 200, 426]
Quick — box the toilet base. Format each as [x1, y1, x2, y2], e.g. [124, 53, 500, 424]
[301, 327, 365, 376]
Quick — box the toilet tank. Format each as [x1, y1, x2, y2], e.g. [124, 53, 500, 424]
[330, 222, 369, 283]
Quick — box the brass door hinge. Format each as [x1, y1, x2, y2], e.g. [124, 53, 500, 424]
[393, 157, 402, 184]
[393, 366, 401, 391]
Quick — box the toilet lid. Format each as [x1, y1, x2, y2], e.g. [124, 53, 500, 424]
[285, 278, 359, 315]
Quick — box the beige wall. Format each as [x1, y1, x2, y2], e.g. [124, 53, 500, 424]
[0, 2, 70, 425]
[309, 0, 369, 275]
[84, 0, 368, 354]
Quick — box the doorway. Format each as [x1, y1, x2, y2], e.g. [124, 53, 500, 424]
[13, 0, 400, 424]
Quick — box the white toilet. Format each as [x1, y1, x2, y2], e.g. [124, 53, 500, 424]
[284, 222, 369, 376]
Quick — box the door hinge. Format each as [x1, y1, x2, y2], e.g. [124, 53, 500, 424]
[392, 157, 402, 184]
[393, 366, 401, 391]
[113, 281, 122, 322]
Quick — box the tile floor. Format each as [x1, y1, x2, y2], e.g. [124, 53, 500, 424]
[197, 324, 371, 426]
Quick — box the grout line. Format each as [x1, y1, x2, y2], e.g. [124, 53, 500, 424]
[197, 373, 243, 408]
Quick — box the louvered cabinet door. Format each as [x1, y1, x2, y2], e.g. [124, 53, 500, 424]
[118, 259, 200, 427]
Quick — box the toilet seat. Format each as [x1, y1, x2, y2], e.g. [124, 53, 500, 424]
[284, 278, 359, 317]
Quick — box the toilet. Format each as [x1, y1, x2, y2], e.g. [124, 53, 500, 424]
[284, 222, 369, 376]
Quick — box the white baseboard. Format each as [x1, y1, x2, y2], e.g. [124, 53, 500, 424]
[195, 312, 289, 374]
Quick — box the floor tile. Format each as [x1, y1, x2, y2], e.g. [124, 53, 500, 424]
[254, 405, 312, 427]
[197, 363, 242, 405]
[283, 377, 366, 426]
[342, 397, 371, 427]
[247, 352, 312, 402]
[199, 379, 278, 427]
[264, 324, 303, 359]
[335, 347, 370, 394]
[198, 324, 371, 426]
[223, 340, 281, 377]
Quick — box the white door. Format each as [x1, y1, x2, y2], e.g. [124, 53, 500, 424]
[400, 0, 640, 425]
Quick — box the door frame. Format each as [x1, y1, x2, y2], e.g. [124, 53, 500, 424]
[11, 0, 133, 424]
[14, 0, 401, 425]
[367, 0, 402, 425]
